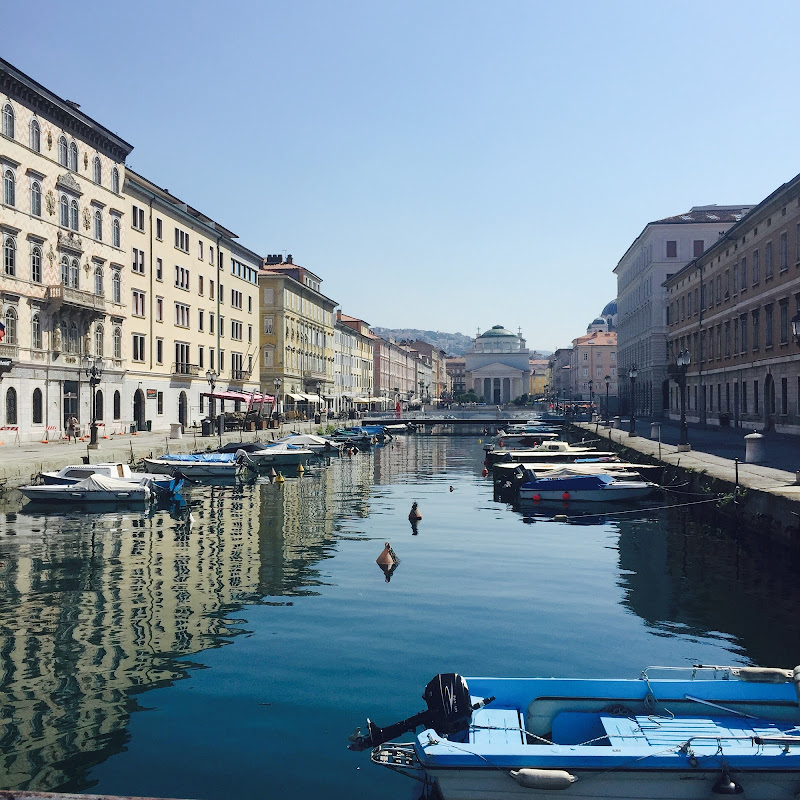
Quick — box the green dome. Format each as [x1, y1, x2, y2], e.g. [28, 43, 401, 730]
[480, 325, 515, 338]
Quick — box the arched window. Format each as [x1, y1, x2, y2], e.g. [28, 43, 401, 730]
[4, 169, 15, 206]
[112, 216, 120, 247]
[69, 258, 79, 289]
[29, 119, 40, 152]
[31, 313, 41, 349]
[111, 166, 120, 194]
[4, 307, 17, 344]
[4, 236, 15, 276]
[113, 389, 121, 420]
[60, 194, 69, 226]
[2, 103, 14, 138]
[95, 389, 104, 421]
[111, 269, 121, 303]
[58, 136, 68, 166]
[93, 156, 102, 184]
[113, 326, 122, 359]
[94, 265, 103, 296]
[61, 255, 69, 285]
[94, 209, 102, 240]
[95, 323, 104, 356]
[30, 180, 41, 216]
[32, 388, 43, 424]
[68, 321, 78, 354]
[69, 198, 78, 231]
[68, 141, 78, 171]
[30, 246, 42, 283]
[6, 388, 17, 425]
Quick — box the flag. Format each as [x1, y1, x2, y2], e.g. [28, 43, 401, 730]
[0, 321, 5, 342]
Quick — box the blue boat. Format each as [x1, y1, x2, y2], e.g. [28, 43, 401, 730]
[519, 469, 656, 503]
[350, 666, 800, 799]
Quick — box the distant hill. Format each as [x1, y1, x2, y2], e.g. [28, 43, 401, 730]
[372, 328, 551, 358]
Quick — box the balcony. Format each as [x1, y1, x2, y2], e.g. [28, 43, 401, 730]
[47, 283, 105, 312]
[172, 363, 201, 378]
[229, 368, 252, 382]
[0, 344, 19, 359]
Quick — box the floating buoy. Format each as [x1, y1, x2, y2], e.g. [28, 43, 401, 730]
[41, 439, 48, 444]
[275, 472, 285, 483]
[499, 440, 504, 447]
[562, 491, 570, 501]
[297, 463, 304, 474]
[376, 541, 400, 566]
[481, 468, 489, 477]
[554, 514, 568, 522]
[532, 494, 540, 502]
[478, 438, 482, 444]
[712, 770, 743, 795]
[408, 502, 421, 521]
[449, 485, 454, 492]
[269, 467, 277, 482]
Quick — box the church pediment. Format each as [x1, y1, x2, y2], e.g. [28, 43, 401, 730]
[469, 361, 528, 376]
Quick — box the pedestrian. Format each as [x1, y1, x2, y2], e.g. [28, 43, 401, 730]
[68, 416, 79, 443]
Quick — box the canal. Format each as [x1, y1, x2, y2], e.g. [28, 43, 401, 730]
[1, 434, 800, 799]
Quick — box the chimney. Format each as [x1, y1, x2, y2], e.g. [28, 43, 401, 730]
[286, 254, 293, 264]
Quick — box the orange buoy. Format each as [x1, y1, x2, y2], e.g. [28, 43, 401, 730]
[376, 541, 400, 566]
[408, 502, 422, 521]
[562, 492, 570, 501]
[481, 468, 489, 477]
[499, 440, 504, 447]
[532, 494, 540, 502]
[449, 485, 454, 492]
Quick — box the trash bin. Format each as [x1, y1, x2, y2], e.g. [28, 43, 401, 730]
[314, 413, 321, 424]
[202, 419, 213, 437]
[130, 422, 137, 434]
[146, 420, 152, 432]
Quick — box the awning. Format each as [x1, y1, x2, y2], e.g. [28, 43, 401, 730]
[287, 393, 306, 401]
[303, 394, 322, 403]
[201, 390, 274, 403]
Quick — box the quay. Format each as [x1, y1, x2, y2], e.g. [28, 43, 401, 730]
[570, 419, 800, 543]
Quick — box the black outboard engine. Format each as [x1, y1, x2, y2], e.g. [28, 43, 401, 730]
[348, 673, 494, 751]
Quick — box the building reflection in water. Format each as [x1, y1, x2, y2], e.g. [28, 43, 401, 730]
[615, 507, 800, 667]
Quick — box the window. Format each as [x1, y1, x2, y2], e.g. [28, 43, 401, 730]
[95, 324, 104, 356]
[156, 296, 163, 322]
[231, 320, 243, 340]
[733, 263, 739, 293]
[2, 103, 14, 138]
[111, 166, 120, 194]
[68, 141, 78, 172]
[175, 265, 189, 290]
[112, 216, 121, 247]
[95, 390, 103, 421]
[32, 388, 42, 423]
[174, 227, 189, 252]
[782, 377, 788, 415]
[156, 338, 163, 364]
[157, 391, 163, 414]
[666, 240, 677, 258]
[780, 300, 789, 344]
[93, 208, 103, 240]
[753, 249, 760, 283]
[132, 333, 145, 361]
[6, 387, 17, 426]
[741, 256, 747, 288]
[198, 345, 204, 368]
[198, 309, 204, 331]
[4, 308, 16, 344]
[93, 156, 102, 185]
[30, 246, 41, 283]
[113, 327, 122, 359]
[174, 342, 191, 372]
[198, 275, 204, 295]
[132, 247, 145, 273]
[742, 382, 748, 415]
[156, 257, 163, 280]
[30, 179, 41, 216]
[765, 304, 774, 347]
[175, 302, 190, 327]
[752, 309, 760, 350]
[156, 218, 162, 239]
[70, 198, 78, 231]
[210, 280, 214, 300]
[132, 205, 145, 230]
[219, 283, 224, 302]
[132, 289, 146, 317]
[765, 241, 773, 278]
[263, 315, 274, 334]
[58, 136, 68, 166]
[740, 314, 747, 353]
[198, 241, 203, 260]
[29, 118, 40, 151]
[3, 236, 15, 276]
[754, 380, 759, 414]
[248, 295, 252, 313]
[113, 390, 121, 419]
[781, 232, 788, 271]
[94, 265, 104, 296]
[231, 289, 242, 309]
[219, 315, 224, 336]
[60, 194, 69, 226]
[248, 324, 252, 343]
[693, 240, 704, 257]
[210, 313, 214, 334]
[4, 169, 15, 206]
[111, 269, 121, 303]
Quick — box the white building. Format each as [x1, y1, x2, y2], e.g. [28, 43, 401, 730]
[465, 325, 530, 404]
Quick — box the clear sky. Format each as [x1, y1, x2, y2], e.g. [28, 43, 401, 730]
[6, 0, 800, 351]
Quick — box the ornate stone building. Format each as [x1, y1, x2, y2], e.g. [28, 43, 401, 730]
[464, 325, 530, 404]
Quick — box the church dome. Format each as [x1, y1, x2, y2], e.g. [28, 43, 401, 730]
[601, 299, 617, 317]
[480, 325, 515, 338]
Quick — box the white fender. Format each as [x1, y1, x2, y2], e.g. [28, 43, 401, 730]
[510, 769, 578, 790]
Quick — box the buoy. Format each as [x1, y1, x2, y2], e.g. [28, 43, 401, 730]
[554, 514, 568, 522]
[562, 491, 570, 501]
[478, 438, 482, 444]
[41, 439, 48, 444]
[532, 494, 540, 502]
[449, 485, 454, 492]
[510, 769, 577, 790]
[408, 502, 421, 521]
[376, 541, 400, 566]
[297, 462, 304, 474]
[499, 440, 504, 447]
[712, 770, 743, 795]
[481, 468, 488, 477]
[275, 472, 285, 483]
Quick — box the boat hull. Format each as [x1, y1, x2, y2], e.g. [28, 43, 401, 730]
[143, 458, 239, 477]
[519, 485, 654, 502]
[19, 485, 150, 502]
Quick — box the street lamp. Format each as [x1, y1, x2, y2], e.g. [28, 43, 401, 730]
[206, 369, 218, 419]
[604, 374, 611, 425]
[273, 376, 282, 424]
[316, 380, 323, 419]
[588, 379, 594, 416]
[628, 365, 638, 436]
[82, 354, 104, 448]
[676, 349, 691, 448]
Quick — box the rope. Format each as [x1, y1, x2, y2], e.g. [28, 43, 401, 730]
[554, 496, 732, 520]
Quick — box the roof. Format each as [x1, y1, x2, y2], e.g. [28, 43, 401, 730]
[573, 331, 617, 346]
[651, 205, 752, 225]
[479, 325, 516, 338]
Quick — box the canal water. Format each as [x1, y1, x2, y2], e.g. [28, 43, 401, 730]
[2, 434, 800, 799]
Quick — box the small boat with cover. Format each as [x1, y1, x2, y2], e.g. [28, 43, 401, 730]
[38, 461, 183, 497]
[519, 468, 657, 503]
[349, 665, 800, 799]
[20, 473, 154, 503]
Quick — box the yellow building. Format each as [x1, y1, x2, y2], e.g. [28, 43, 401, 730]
[259, 256, 337, 415]
[0, 57, 133, 440]
[529, 358, 549, 398]
[123, 171, 262, 431]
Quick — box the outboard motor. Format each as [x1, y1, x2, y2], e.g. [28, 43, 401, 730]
[348, 673, 493, 751]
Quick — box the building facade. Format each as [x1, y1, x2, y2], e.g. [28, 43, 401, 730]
[569, 331, 617, 414]
[614, 206, 752, 419]
[464, 325, 530, 404]
[446, 356, 466, 398]
[0, 57, 133, 441]
[334, 312, 375, 414]
[372, 335, 418, 406]
[665, 173, 800, 433]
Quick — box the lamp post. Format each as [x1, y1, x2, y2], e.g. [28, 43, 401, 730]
[676, 349, 691, 448]
[604, 374, 610, 425]
[82, 354, 104, 448]
[628, 365, 638, 436]
[316, 380, 323, 420]
[588, 379, 594, 416]
[273, 376, 281, 425]
[206, 369, 218, 418]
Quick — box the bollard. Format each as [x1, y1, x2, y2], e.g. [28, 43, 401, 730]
[744, 432, 765, 464]
[612, 416, 621, 429]
[650, 422, 661, 440]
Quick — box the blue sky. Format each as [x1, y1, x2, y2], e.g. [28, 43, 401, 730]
[6, 0, 800, 351]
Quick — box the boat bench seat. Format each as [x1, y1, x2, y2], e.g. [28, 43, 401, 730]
[470, 707, 525, 745]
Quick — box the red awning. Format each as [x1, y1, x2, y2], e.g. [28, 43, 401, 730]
[201, 390, 275, 403]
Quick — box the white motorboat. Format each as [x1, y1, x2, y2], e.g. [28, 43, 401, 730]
[143, 452, 244, 478]
[519, 468, 657, 502]
[275, 433, 342, 454]
[486, 440, 616, 467]
[234, 442, 316, 468]
[38, 462, 183, 497]
[19, 473, 153, 503]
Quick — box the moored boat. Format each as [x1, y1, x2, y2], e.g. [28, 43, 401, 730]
[20, 473, 154, 503]
[38, 461, 183, 497]
[519, 469, 657, 503]
[350, 666, 800, 800]
[143, 452, 245, 478]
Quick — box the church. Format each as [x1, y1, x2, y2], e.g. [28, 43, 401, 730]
[464, 325, 530, 404]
